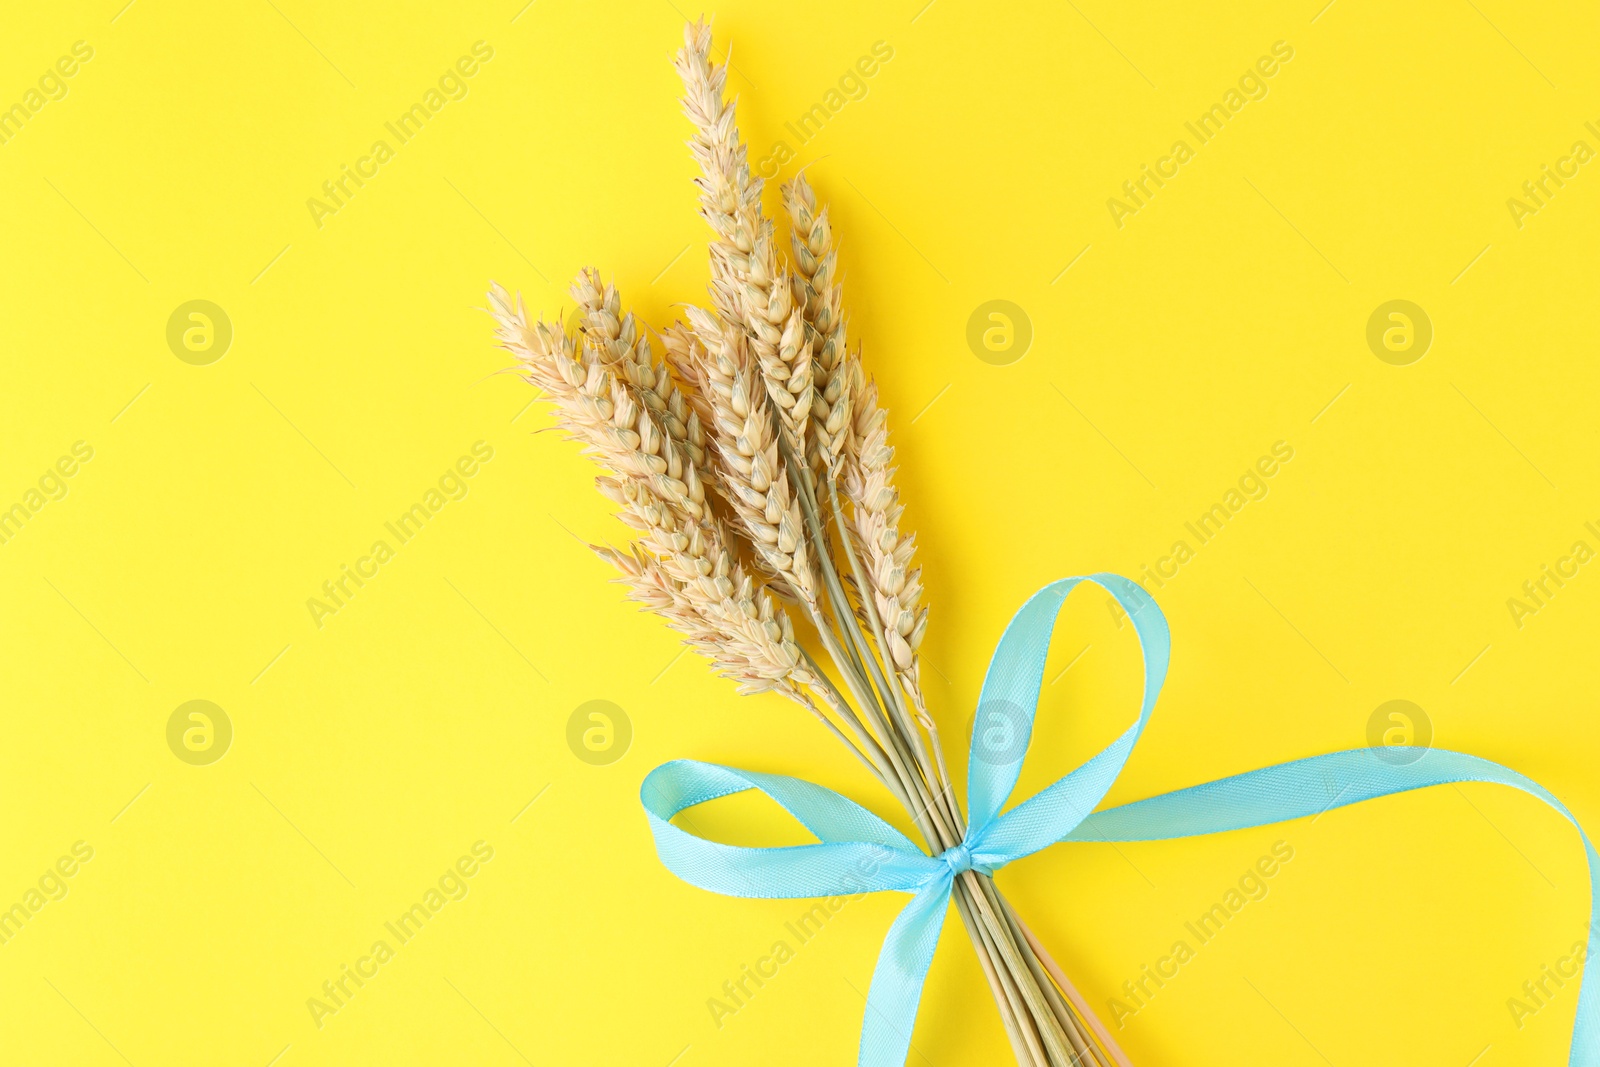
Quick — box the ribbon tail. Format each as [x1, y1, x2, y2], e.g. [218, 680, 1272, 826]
[1066, 748, 1600, 1067]
[858, 875, 954, 1067]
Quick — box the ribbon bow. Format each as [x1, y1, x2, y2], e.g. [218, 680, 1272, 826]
[642, 574, 1600, 1066]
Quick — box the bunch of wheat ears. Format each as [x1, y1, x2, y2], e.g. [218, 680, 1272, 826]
[488, 20, 1131, 1067]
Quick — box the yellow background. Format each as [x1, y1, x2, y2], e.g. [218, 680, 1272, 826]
[2, 0, 1597, 1064]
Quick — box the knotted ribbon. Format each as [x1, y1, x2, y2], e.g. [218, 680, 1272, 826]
[641, 574, 1599, 1065]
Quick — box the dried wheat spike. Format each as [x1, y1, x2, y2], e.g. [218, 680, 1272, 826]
[674, 21, 763, 318]
[663, 321, 790, 600]
[490, 282, 698, 517]
[675, 20, 810, 459]
[683, 305, 818, 608]
[571, 269, 712, 487]
[593, 480, 813, 697]
[782, 174, 852, 474]
[660, 323, 717, 434]
[844, 375, 927, 685]
[739, 246, 814, 459]
[491, 282, 812, 698]
[674, 20, 760, 264]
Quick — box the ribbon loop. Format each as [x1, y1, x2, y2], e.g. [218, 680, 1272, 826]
[641, 576, 1598, 1067]
[640, 759, 938, 901]
[966, 573, 1170, 865]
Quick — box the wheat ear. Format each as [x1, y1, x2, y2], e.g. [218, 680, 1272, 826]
[489, 279, 812, 700]
[570, 269, 714, 491]
[680, 304, 818, 609]
[782, 174, 853, 474]
[844, 376, 928, 693]
[674, 19, 813, 463]
[779, 175, 937, 755]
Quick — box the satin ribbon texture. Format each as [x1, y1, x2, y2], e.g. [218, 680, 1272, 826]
[641, 574, 1599, 1066]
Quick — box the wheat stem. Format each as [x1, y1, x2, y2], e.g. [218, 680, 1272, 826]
[997, 900, 1101, 1067]
[961, 878, 1051, 1067]
[799, 649, 902, 790]
[825, 473, 963, 836]
[974, 878, 1083, 1066]
[1014, 916, 1131, 1067]
[950, 887, 1040, 1067]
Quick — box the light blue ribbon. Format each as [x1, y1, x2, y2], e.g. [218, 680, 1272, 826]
[641, 574, 1599, 1065]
